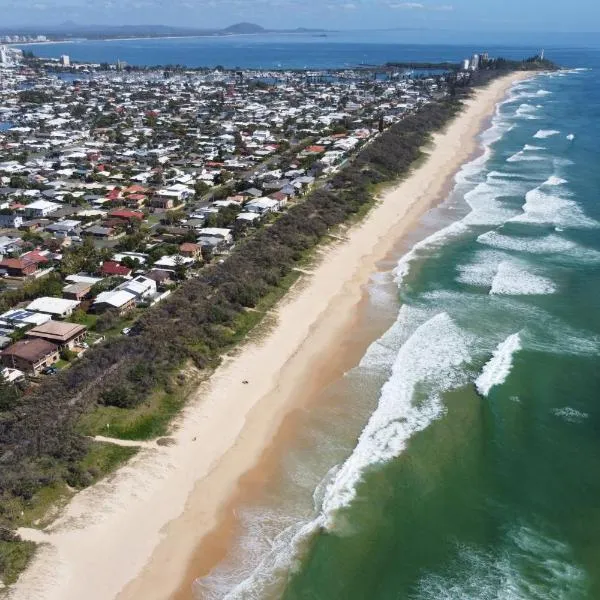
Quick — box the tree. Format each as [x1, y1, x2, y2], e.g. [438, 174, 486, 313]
[0, 378, 21, 411]
[95, 308, 120, 333]
[200, 245, 213, 263]
[60, 238, 101, 276]
[194, 181, 210, 199]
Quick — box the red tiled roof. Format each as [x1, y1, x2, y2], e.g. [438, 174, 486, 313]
[109, 210, 144, 220]
[180, 242, 200, 252]
[22, 250, 49, 264]
[0, 257, 36, 271]
[124, 185, 148, 194]
[101, 261, 132, 277]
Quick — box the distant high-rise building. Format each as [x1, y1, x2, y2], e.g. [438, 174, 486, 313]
[462, 58, 470, 71]
[470, 53, 480, 71]
[481, 52, 489, 63]
[0, 46, 8, 65]
[540, 49, 545, 60]
[60, 54, 70, 67]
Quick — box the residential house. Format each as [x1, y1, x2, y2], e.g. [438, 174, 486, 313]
[179, 242, 201, 259]
[153, 254, 195, 271]
[26, 297, 80, 319]
[117, 275, 157, 300]
[45, 219, 82, 238]
[0, 257, 38, 277]
[1, 338, 59, 375]
[25, 199, 60, 218]
[245, 197, 281, 215]
[101, 261, 132, 278]
[93, 289, 137, 315]
[26, 320, 87, 351]
[196, 227, 233, 250]
[0, 212, 23, 228]
[63, 281, 92, 301]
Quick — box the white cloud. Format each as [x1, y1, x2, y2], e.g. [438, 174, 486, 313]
[388, 2, 453, 10]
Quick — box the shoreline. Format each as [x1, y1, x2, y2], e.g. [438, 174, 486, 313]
[9, 71, 529, 600]
[9, 31, 329, 48]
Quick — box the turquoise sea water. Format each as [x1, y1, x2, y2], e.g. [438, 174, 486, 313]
[279, 61, 600, 600]
[190, 49, 600, 600]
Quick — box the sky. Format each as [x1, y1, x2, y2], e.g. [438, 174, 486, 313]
[1, 0, 599, 33]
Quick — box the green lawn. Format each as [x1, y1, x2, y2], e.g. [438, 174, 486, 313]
[0, 539, 37, 586]
[78, 373, 199, 441]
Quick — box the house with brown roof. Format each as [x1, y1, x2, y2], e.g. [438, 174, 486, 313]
[63, 281, 93, 301]
[0, 257, 38, 277]
[179, 242, 201, 259]
[1, 338, 59, 375]
[26, 321, 87, 351]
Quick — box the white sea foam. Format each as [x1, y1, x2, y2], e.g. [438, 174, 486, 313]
[510, 180, 598, 229]
[566, 133, 575, 141]
[536, 89, 552, 96]
[553, 407, 589, 423]
[545, 175, 567, 186]
[490, 261, 557, 295]
[475, 333, 521, 397]
[320, 312, 471, 526]
[461, 178, 524, 226]
[415, 526, 587, 600]
[514, 103, 540, 119]
[507, 150, 545, 163]
[477, 231, 600, 261]
[456, 250, 509, 287]
[394, 220, 468, 286]
[418, 290, 600, 359]
[533, 129, 560, 139]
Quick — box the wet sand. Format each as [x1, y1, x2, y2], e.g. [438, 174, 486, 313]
[10, 72, 529, 600]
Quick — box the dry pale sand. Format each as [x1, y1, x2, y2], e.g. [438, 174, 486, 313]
[10, 71, 529, 600]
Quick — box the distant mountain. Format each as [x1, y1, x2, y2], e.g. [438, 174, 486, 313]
[0, 21, 327, 38]
[222, 22, 266, 35]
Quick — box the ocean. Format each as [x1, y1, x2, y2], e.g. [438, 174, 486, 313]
[13, 31, 579, 70]
[183, 47, 600, 600]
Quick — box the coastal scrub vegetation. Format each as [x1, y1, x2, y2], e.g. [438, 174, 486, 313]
[0, 63, 545, 582]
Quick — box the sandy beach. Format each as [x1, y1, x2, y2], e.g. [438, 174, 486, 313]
[10, 71, 529, 600]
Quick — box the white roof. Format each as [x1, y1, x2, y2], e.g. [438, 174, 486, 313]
[154, 255, 194, 268]
[1, 309, 51, 326]
[26, 199, 60, 212]
[94, 290, 136, 308]
[196, 228, 232, 238]
[237, 212, 261, 221]
[26, 297, 80, 315]
[65, 274, 103, 285]
[120, 276, 155, 295]
[247, 198, 279, 209]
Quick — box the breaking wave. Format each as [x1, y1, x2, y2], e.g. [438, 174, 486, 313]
[509, 178, 598, 229]
[533, 129, 560, 139]
[477, 231, 600, 262]
[320, 312, 472, 525]
[490, 261, 557, 295]
[475, 333, 521, 397]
